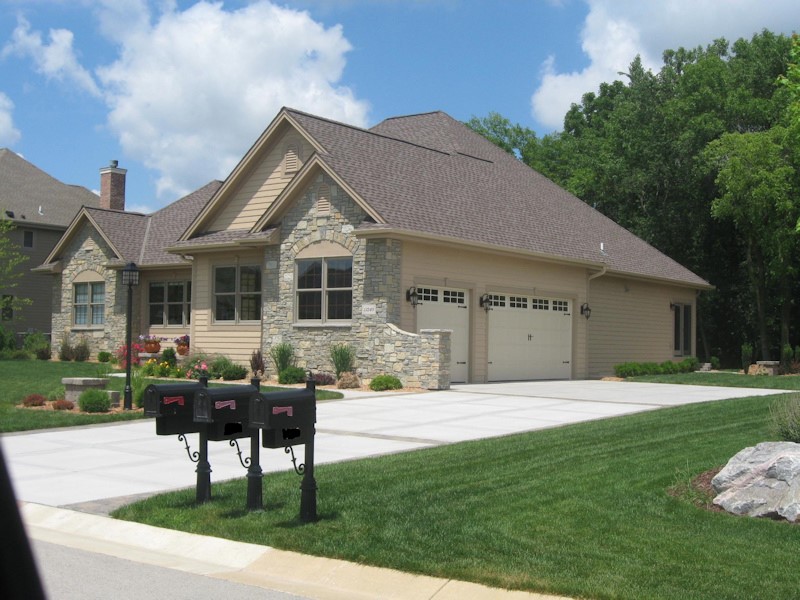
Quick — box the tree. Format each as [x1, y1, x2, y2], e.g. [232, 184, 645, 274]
[0, 219, 31, 320]
[703, 127, 799, 358]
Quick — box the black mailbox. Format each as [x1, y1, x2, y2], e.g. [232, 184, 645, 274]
[250, 388, 316, 448]
[194, 385, 258, 441]
[144, 382, 206, 435]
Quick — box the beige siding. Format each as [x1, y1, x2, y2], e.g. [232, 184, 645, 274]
[400, 241, 589, 382]
[587, 275, 696, 377]
[208, 132, 315, 232]
[189, 251, 264, 365]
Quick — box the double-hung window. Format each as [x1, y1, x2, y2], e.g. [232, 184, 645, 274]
[214, 265, 261, 322]
[74, 282, 105, 325]
[296, 257, 352, 322]
[673, 303, 692, 356]
[149, 282, 191, 326]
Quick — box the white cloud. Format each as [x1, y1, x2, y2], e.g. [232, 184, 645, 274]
[0, 92, 21, 146]
[94, 0, 370, 203]
[532, 0, 800, 132]
[2, 16, 101, 97]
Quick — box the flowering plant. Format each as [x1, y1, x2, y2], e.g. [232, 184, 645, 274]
[115, 343, 143, 368]
[138, 334, 164, 343]
[186, 358, 209, 380]
[174, 334, 190, 346]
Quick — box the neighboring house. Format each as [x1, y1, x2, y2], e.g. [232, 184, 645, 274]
[0, 149, 100, 342]
[38, 108, 711, 387]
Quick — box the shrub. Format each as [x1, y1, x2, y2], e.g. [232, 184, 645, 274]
[161, 347, 177, 367]
[221, 363, 248, 380]
[73, 337, 91, 362]
[115, 343, 143, 369]
[52, 399, 74, 411]
[741, 342, 754, 372]
[771, 395, 800, 443]
[97, 351, 112, 363]
[22, 394, 47, 407]
[330, 343, 356, 378]
[250, 349, 266, 378]
[337, 371, 361, 389]
[614, 358, 699, 378]
[270, 342, 295, 374]
[312, 372, 336, 386]
[23, 331, 49, 355]
[58, 336, 75, 361]
[209, 355, 237, 379]
[78, 388, 111, 413]
[278, 366, 307, 384]
[369, 374, 402, 391]
[710, 356, 721, 370]
[140, 358, 159, 376]
[132, 369, 147, 408]
[8, 349, 29, 360]
[678, 356, 700, 372]
[185, 357, 209, 380]
[0, 324, 16, 351]
[34, 345, 51, 360]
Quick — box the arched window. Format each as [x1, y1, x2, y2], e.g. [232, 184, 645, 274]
[73, 270, 105, 326]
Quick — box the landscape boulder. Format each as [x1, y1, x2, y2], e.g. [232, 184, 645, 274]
[712, 441, 800, 522]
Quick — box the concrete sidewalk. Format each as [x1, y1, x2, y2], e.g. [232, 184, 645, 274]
[2, 380, 785, 599]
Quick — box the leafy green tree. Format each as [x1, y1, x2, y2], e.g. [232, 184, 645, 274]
[703, 126, 798, 357]
[0, 218, 31, 319]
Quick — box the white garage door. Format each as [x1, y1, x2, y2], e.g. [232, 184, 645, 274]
[487, 294, 572, 381]
[415, 287, 469, 383]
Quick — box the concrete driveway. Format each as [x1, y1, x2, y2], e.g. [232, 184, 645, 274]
[1, 380, 783, 511]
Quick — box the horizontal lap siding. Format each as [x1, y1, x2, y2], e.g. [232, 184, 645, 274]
[400, 241, 588, 382]
[210, 134, 315, 231]
[190, 252, 263, 365]
[588, 276, 695, 377]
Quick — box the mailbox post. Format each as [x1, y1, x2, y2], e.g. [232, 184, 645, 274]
[250, 378, 317, 522]
[247, 378, 263, 511]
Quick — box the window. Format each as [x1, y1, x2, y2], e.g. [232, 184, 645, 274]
[1, 295, 12, 321]
[296, 257, 352, 322]
[673, 303, 692, 356]
[23, 230, 33, 249]
[214, 266, 261, 322]
[149, 281, 191, 326]
[489, 294, 506, 307]
[552, 300, 569, 312]
[532, 298, 549, 310]
[73, 282, 105, 325]
[510, 296, 527, 309]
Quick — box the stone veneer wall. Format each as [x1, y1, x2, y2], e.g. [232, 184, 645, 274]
[261, 173, 450, 389]
[50, 224, 137, 357]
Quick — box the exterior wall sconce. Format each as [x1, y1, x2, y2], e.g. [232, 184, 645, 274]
[580, 302, 592, 319]
[479, 293, 492, 312]
[406, 286, 421, 307]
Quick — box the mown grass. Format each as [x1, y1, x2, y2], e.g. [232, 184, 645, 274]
[114, 392, 800, 600]
[630, 371, 800, 389]
[0, 360, 342, 433]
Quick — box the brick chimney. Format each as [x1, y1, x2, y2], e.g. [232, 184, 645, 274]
[99, 160, 126, 210]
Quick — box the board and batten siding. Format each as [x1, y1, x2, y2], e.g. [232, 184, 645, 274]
[208, 131, 316, 232]
[399, 241, 589, 382]
[587, 275, 696, 378]
[189, 251, 264, 365]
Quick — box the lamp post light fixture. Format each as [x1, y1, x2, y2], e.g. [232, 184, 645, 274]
[122, 262, 140, 410]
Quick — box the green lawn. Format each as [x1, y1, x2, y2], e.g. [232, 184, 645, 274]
[630, 371, 800, 389]
[0, 360, 342, 433]
[114, 390, 800, 600]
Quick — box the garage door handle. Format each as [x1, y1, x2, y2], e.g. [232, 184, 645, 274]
[458, 305, 468, 309]
[456, 361, 467, 365]
[563, 361, 570, 364]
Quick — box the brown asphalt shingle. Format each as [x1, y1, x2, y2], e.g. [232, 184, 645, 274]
[0, 148, 99, 227]
[286, 109, 709, 288]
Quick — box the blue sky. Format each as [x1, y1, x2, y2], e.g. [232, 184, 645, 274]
[1, 0, 798, 213]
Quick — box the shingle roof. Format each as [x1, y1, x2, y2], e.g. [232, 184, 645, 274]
[285, 109, 709, 288]
[0, 148, 99, 227]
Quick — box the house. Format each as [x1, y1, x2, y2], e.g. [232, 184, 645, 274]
[38, 108, 711, 387]
[0, 149, 100, 342]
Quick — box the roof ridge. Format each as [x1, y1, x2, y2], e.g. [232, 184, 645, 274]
[85, 206, 146, 217]
[286, 107, 451, 157]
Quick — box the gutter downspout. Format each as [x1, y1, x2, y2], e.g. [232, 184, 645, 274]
[585, 266, 607, 379]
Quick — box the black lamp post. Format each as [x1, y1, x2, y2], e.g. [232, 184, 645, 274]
[122, 262, 139, 410]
